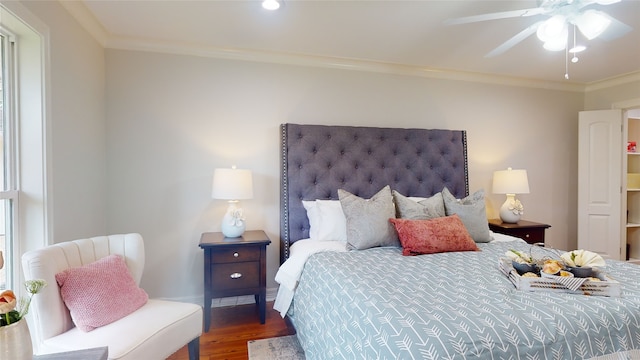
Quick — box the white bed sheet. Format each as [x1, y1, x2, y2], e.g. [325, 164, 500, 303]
[273, 239, 347, 317]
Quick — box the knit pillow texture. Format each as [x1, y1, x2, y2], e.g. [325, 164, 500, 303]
[56, 254, 148, 332]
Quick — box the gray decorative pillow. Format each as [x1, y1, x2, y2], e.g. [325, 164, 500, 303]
[392, 190, 445, 220]
[441, 187, 492, 243]
[338, 185, 400, 250]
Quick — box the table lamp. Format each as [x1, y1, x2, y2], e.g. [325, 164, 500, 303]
[492, 167, 530, 223]
[212, 166, 253, 237]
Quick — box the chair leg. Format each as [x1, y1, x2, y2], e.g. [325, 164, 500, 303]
[188, 337, 200, 360]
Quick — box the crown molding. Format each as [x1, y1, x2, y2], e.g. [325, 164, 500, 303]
[106, 35, 586, 92]
[58, 0, 107, 47]
[585, 71, 640, 93]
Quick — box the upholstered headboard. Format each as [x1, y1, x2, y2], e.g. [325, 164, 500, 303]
[279, 123, 469, 263]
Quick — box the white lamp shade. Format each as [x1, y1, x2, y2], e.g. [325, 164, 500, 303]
[492, 168, 530, 195]
[212, 168, 253, 200]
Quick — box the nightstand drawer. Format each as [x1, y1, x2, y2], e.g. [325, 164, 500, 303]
[488, 219, 550, 245]
[211, 247, 261, 264]
[502, 228, 545, 244]
[212, 262, 260, 290]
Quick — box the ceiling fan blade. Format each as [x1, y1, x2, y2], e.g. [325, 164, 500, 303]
[597, 16, 633, 41]
[444, 7, 546, 25]
[485, 21, 544, 58]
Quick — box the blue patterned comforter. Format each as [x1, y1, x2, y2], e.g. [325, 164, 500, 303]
[289, 241, 640, 359]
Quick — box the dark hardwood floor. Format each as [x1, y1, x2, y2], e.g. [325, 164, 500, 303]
[167, 301, 296, 360]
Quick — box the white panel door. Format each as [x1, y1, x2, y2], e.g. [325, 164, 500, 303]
[578, 109, 622, 260]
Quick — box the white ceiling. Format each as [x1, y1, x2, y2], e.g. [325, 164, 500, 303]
[73, 0, 640, 85]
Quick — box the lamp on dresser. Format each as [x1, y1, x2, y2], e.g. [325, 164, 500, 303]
[212, 166, 253, 237]
[492, 167, 530, 223]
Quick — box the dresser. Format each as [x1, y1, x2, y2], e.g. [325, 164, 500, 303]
[199, 230, 271, 332]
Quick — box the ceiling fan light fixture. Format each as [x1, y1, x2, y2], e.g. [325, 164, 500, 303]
[575, 10, 611, 40]
[536, 15, 567, 42]
[543, 37, 568, 51]
[445, 0, 630, 79]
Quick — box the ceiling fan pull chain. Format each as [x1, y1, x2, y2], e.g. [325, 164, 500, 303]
[565, 45, 570, 80]
[571, 24, 580, 64]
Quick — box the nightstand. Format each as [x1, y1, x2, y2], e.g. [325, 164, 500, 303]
[199, 230, 271, 332]
[488, 219, 551, 245]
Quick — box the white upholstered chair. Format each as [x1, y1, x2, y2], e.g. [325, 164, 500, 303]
[21, 233, 202, 360]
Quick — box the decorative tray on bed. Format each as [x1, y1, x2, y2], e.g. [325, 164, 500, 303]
[499, 258, 621, 297]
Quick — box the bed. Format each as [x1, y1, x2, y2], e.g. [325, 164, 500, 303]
[275, 123, 640, 359]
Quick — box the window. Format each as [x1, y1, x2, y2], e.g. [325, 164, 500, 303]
[0, 31, 18, 291]
[1, 1, 50, 296]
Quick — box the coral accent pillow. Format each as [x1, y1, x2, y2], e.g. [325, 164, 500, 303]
[56, 254, 148, 332]
[390, 215, 480, 256]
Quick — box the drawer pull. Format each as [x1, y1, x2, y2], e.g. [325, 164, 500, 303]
[230, 272, 243, 279]
[233, 252, 239, 258]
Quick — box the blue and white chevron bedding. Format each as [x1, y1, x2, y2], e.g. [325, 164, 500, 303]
[289, 241, 640, 359]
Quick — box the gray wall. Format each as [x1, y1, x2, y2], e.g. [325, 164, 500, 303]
[105, 49, 584, 299]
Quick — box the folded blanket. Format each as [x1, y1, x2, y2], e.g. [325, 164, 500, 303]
[273, 239, 346, 317]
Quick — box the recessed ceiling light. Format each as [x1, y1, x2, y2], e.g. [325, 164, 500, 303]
[262, 0, 281, 11]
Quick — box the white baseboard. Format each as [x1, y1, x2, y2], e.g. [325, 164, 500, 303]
[158, 287, 278, 308]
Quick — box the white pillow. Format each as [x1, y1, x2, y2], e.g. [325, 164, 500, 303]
[302, 200, 320, 240]
[302, 200, 347, 242]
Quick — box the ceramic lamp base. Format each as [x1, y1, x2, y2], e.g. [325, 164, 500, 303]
[499, 194, 522, 223]
[221, 217, 245, 237]
[220, 201, 246, 238]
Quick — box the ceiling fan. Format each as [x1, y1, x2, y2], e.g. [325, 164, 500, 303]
[445, 0, 632, 59]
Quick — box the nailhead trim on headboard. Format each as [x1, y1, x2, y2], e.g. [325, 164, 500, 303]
[279, 123, 469, 264]
[280, 125, 290, 262]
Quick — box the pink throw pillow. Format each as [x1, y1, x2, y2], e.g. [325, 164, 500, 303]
[56, 254, 148, 332]
[390, 215, 480, 256]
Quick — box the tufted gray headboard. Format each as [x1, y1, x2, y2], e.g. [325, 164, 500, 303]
[279, 123, 469, 263]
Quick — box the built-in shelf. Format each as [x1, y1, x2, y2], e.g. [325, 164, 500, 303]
[626, 118, 640, 262]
